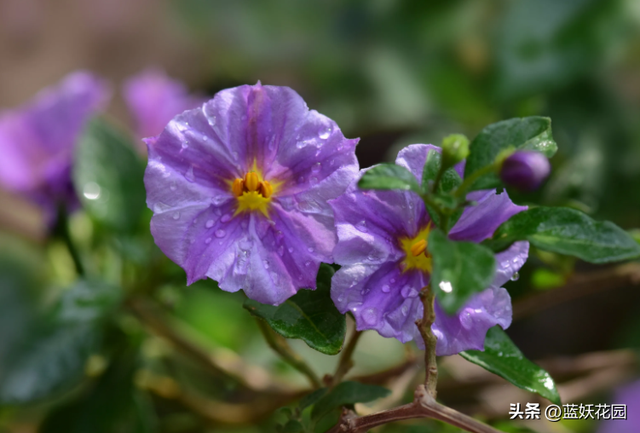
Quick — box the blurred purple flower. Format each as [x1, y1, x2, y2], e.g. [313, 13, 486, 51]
[124, 68, 206, 147]
[330, 144, 529, 356]
[145, 83, 359, 305]
[0, 71, 110, 224]
[598, 380, 640, 433]
[500, 150, 550, 192]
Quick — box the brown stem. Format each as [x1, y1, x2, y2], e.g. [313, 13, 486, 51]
[255, 318, 322, 389]
[127, 297, 290, 393]
[328, 386, 502, 433]
[416, 285, 438, 398]
[331, 329, 363, 386]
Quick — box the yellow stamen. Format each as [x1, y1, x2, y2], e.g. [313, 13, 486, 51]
[232, 178, 244, 197]
[410, 239, 427, 257]
[259, 180, 273, 198]
[399, 223, 433, 273]
[244, 171, 260, 192]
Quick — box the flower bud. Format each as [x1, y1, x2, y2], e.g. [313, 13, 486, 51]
[441, 134, 470, 169]
[500, 151, 550, 191]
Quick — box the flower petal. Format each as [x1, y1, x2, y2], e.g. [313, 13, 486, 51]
[432, 286, 513, 356]
[395, 143, 466, 180]
[449, 190, 527, 243]
[331, 262, 428, 343]
[493, 241, 529, 288]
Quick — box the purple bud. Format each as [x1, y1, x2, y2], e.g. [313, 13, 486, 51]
[500, 151, 550, 192]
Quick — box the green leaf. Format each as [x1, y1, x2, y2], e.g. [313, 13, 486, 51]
[461, 327, 561, 405]
[428, 230, 496, 314]
[299, 387, 328, 411]
[311, 381, 390, 422]
[464, 117, 557, 190]
[74, 118, 146, 233]
[486, 207, 640, 263]
[358, 164, 421, 194]
[0, 280, 120, 404]
[243, 264, 346, 355]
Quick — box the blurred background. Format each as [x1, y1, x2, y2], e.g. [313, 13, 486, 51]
[1, 0, 640, 432]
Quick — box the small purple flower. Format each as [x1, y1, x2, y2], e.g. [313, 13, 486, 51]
[329, 144, 529, 356]
[124, 68, 206, 146]
[0, 71, 110, 224]
[500, 150, 551, 192]
[145, 83, 359, 305]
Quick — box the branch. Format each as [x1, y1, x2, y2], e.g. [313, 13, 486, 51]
[417, 285, 438, 398]
[328, 386, 502, 433]
[127, 297, 291, 393]
[331, 329, 363, 386]
[255, 318, 322, 389]
[512, 262, 640, 320]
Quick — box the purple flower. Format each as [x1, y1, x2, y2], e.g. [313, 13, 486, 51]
[124, 68, 206, 146]
[0, 71, 110, 223]
[598, 379, 640, 433]
[500, 150, 551, 192]
[145, 83, 359, 305]
[329, 144, 529, 356]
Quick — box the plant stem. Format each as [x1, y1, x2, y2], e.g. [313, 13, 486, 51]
[54, 205, 85, 276]
[417, 285, 438, 398]
[332, 329, 363, 386]
[255, 319, 322, 389]
[454, 162, 498, 199]
[328, 386, 502, 433]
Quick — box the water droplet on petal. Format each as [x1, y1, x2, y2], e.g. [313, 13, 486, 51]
[153, 202, 171, 213]
[510, 272, 520, 281]
[277, 246, 284, 256]
[401, 286, 418, 298]
[215, 229, 226, 238]
[381, 284, 391, 293]
[319, 128, 331, 140]
[205, 219, 214, 228]
[181, 141, 188, 149]
[304, 261, 311, 267]
[390, 278, 396, 284]
[170, 181, 177, 191]
[221, 213, 232, 223]
[185, 165, 195, 182]
[83, 182, 101, 200]
[355, 220, 368, 232]
[362, 308, 378, 325]
[263, 260, 269, 269]
[459, 308, 474, 330]
[307, 247, 314, 253]
[205, 237, 212, 244]
[310, 177, 318, 185]
[288, 247, 294, 253]
[312, 162, 322, 172]
[172, 212, 180, 220]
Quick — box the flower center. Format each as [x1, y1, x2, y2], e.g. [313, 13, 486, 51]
[231, 170, 274, 217]
[399, 223, 433, 273]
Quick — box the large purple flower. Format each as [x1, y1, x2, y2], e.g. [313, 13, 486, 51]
[330, 144, 529, 356]
[145, 83, 359, 305]
[124, 68, 206, 146]
[0, 71, 110, 223]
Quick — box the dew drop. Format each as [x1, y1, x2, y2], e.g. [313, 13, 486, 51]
[310, 177, 318, 185]
[401, 286, 418, 298]
[205, 219, 214, 228]
[278, 246, 284, 256]
[172, 212, 180, 220]
[319, 128, 331, 140]
[355, 220, 368, 232]
[215, 229, 226, 238]
[185, 165, 195, 182]
[83, 182, 101, 200]
[288, 247, 294, 253]
[381, 284, 391, 293]
[312, 162, 322, 173]
[510, 272, 520, 281]
[459, 308, 474, 330]
[221, 213, 232, 223]
[304, 261, 311, 267]
[181, 141, 188, 149]
[205, 237, 212, 244]
[153, 202, 171, 213]
[263, 260, 269, 269]
[390, 278, 396, 284]
[362, 308, 378, 325]
[169, 181, 177, 191]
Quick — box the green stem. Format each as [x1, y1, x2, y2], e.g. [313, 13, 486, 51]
[417, 285, 438, 398]
[54, 205, 85, 276]
[332, 329, 363, 386]
[453, 162, 499, 200]
[256, 319, 321, 389]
